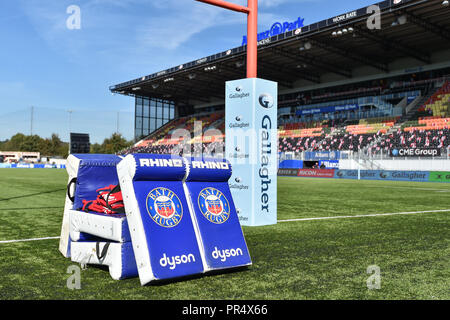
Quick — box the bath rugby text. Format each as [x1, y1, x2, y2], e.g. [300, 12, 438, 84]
[199, 188, 230, 224]
[148, 188, 182, 227]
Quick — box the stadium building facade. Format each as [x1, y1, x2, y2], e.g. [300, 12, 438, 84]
[110, 0, 450, 145]
[134, 97, 175, 140]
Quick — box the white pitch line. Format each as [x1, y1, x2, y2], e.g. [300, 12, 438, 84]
[1, 209, 449, 244]
[0, 236, 60, 244]
[364, 186, 450, 192]
[278, 209, 450, 223]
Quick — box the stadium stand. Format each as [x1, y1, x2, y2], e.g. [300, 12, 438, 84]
[121, 112, 225, 156]
[370, 127, 449, 155]
[422, 81, 450, 118]
[277, 116, 397, 152]
[119, 74, 450, 157]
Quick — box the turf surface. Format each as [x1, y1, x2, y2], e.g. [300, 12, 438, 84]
[0, 169, 448, 299]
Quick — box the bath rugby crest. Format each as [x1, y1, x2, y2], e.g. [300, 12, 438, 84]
[146, 187, 183, 228]
[198, 187, 230, 224]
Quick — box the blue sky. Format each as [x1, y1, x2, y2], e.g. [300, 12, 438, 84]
[0, 0, 377, 143]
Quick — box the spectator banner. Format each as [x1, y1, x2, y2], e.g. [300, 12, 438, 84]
[390, 148, 441, 157]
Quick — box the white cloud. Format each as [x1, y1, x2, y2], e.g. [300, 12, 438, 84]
[136, 2, 243, 50]
[19, 0, 313, 55]
[15, 0, 316, 76]
[134, 0, 310, 50]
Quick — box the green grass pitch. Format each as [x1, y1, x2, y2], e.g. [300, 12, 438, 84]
[0, 168, 448, 300]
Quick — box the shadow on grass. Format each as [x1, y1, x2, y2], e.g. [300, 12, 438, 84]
[146, 266, 252, 287]
[0, 188, 66, 202]
[0, 206, 64, 211]
[86, 265, 251, 287]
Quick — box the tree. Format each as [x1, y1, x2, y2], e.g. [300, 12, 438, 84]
[0, 133, 26, 151]
[90, 143, 103, 154]
[47, 134, 68, 157]
[0, 132, 130, 156]
[20, 135, 41, 152]
[101, 133, 132, 154]
[90, 133, 133, 154]
[0, 133, 68, 157]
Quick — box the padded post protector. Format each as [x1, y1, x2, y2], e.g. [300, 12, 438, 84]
[117, 154, 205, 285]
[59, 154, 122, 257]
[185, 157, 252, 270]
[70, 241, 138, 280]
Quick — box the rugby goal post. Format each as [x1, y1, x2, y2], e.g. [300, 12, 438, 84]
[195, 0, 278, 226]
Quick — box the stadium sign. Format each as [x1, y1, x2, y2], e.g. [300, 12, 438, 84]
[429, 171, 450, 183]
[296, 104, 359, 116]
[297, 169, 335, 178]
[332, 170, 430, 182]
[241, 17, 305, 45]
[319, 160, 339, 169]
[304, 151, 340, 161]
[388, 171, 429, 181]
[390, 148, 441, 157]
[278, 168, 299, 177]
[332, 10, 357, 23]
